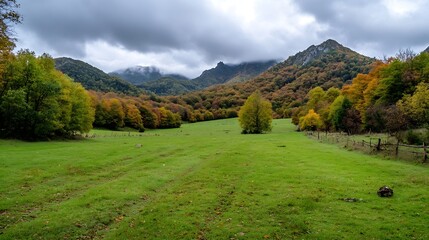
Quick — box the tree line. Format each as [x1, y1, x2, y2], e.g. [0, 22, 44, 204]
[295, 50, 429, 142]
[89, 91, 181, 131]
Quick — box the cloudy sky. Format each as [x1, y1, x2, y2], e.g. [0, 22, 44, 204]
[15, 0, 429, 78]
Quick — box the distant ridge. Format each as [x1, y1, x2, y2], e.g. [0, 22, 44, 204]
[109, 66, 189, 85]
[192, 60, 278, 88]
[124, 59, 278, 95]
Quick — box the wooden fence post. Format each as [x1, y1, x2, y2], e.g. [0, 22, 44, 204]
[376, 138, 381, 151]
[423, 142, 427, 163]
[395, 140, 399, 157]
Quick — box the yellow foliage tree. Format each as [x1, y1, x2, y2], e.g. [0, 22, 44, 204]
[238, 91, 272, 134]
[397, 82, 429, 126]
[299, 109, 322, 131]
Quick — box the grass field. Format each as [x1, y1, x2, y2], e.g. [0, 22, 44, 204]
[1, 119, 428, 239]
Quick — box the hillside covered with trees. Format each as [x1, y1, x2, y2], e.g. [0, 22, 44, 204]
[176, 39, 375, 118]
[55, 57, 143, 96]
[296, 50, 429, 142]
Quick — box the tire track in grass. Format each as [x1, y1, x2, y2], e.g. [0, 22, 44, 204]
[107, 148, 253, 239]
[91, 149, 220, 239]
[0, 146, 193, 238]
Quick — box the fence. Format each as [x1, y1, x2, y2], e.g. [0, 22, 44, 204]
[306, 131, 428, 163]
[84, 132, 145, 138]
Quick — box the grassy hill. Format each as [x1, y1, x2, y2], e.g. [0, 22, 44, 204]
[1, 119, 428, 239]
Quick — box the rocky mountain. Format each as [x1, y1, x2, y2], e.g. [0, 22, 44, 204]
[179, 39, 376, 115]
[424, 46, 429, 53]
[55, 57, 142, 95]
[109, 66, 189, 85]
[284, 39, 349, 66]
[193, 60, 278, 88]
[133, 60, 278, 95]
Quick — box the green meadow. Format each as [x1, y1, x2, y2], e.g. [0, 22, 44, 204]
[1, 119, 428, 239]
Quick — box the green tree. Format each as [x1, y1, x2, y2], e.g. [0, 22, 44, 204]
[329, 95, 352, 132]
[238, 91, 272, 134]
[139, 105, 158, 129]
[307, 87, 325, 111]
[0, 51, 94, 139]
[0, 89, 29, 137]
[397, 82, 429, 126]
[67, 82, 95, 133]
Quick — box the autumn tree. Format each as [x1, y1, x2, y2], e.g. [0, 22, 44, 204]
[0, 0, 21, 53]
[158, 107, 181, 128]
[238, 91, 272, 134]
[299, 109, 322, 131]
[104, 98, 125, 130]
[124, 101, 143, 131]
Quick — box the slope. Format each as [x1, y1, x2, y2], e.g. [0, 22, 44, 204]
[139, 77, 199, 96]
[180, 39, 375, 115]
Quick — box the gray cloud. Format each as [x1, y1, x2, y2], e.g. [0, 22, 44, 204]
[18, 0, 256, 60]
[295, 0, 429, 56]
[15, 0, 429, 77]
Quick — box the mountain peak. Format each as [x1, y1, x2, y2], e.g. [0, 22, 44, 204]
[318, 39, 343, 50]
[216, 61, 225, 67]
[284, 39, 350, 66]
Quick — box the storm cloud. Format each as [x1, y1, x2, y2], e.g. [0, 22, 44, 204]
[15, 0, 429, 77]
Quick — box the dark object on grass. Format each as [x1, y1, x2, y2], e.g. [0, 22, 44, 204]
[340, 197, 363, 202]
[377, 186, 393, 197]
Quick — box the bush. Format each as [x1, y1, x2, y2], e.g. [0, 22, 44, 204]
[406, 130, 423, 145]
